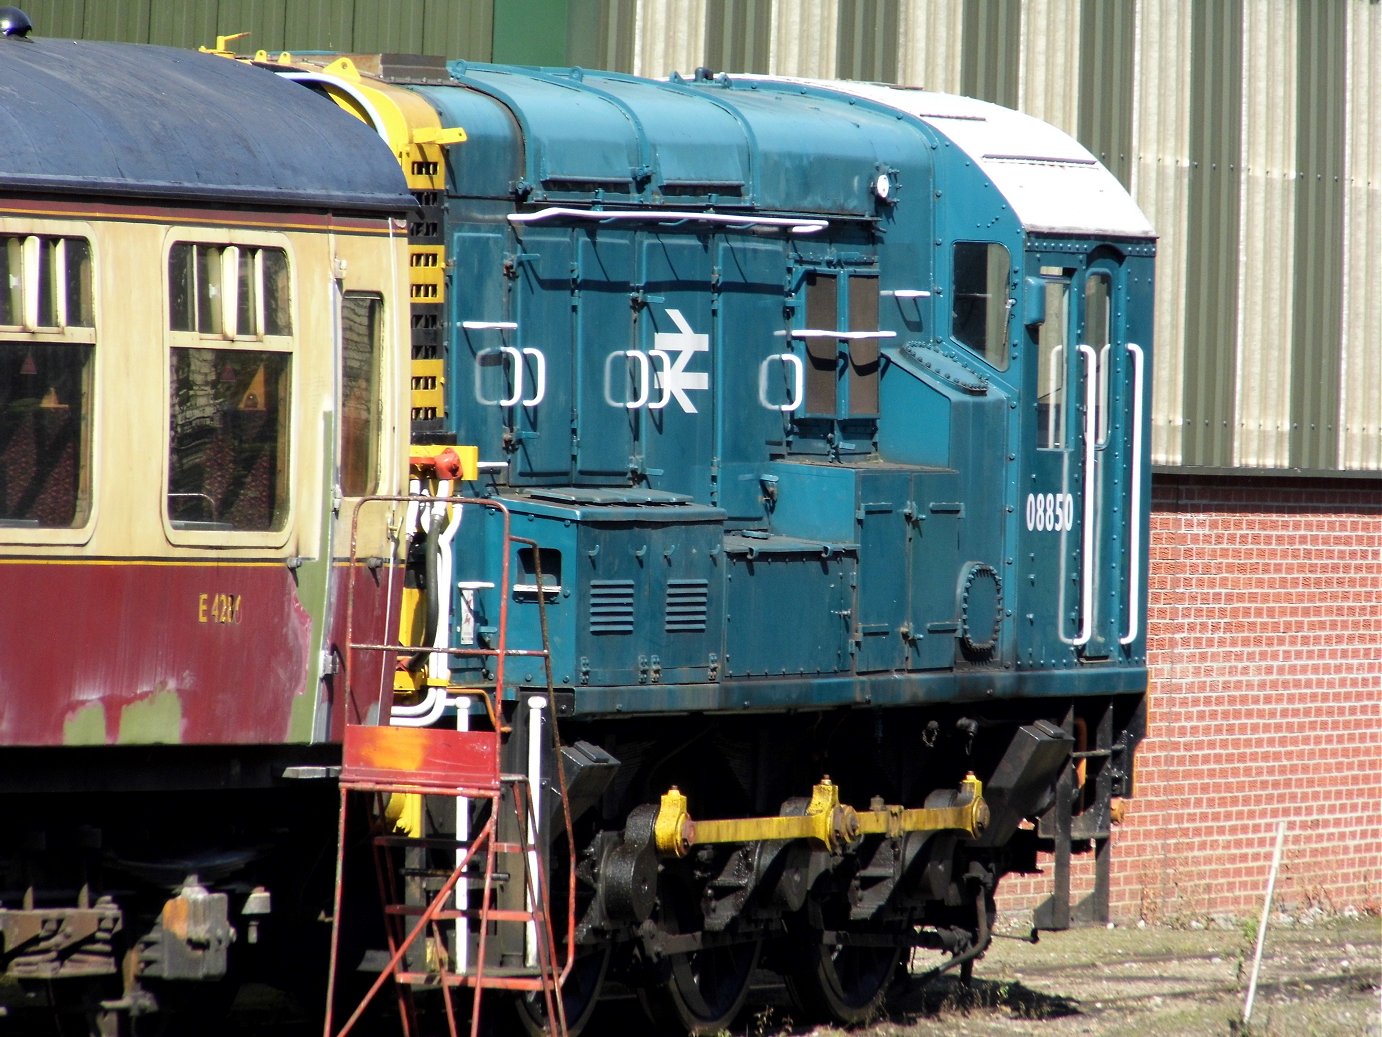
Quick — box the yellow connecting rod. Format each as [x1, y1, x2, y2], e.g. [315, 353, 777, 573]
[654, 773, 988, 858]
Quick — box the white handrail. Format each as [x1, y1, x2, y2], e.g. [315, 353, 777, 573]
[524, 697, 546, 967]
[520, 347, 546, 407]
[649, 350, 673, 410]
[1073, 344, 1097, 647]
[618, 350, 651, 409]
[1121, 342, 1145, 646]
[758, 353, 803, 412]
[781, 328, 898, 340]
[508, 206, 828, 235]
[498, 346, 523, 407]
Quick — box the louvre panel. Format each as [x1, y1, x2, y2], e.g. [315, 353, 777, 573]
[665, 579, 710, 633]
[589, 580, 636, 635]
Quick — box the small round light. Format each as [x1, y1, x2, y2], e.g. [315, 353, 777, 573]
[873, 173, 892, 201]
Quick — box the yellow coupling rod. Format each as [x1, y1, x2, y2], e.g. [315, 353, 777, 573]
[654, 773, 988, 858]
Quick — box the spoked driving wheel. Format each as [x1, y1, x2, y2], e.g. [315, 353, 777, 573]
[639, 935, 762, 1035]
[637, 878, 762, 1036]
[511, 944, 611, 1036]
[784, 929, 907, 1026]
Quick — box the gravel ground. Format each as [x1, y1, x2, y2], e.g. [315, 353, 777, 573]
[10, 914, 1374, 1035]
[763, 913, 1382, 1037]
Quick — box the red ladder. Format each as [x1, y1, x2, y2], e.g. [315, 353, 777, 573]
[327, 495, 571, 1037]
[323, 724, 568, 1037]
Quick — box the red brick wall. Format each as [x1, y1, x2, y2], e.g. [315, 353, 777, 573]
[1000, 474, 1382, 922]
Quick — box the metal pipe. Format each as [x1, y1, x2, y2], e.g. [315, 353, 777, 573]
[524, 697, 546, 967]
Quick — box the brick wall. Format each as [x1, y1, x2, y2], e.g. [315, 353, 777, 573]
[1000, 473, 1382, 923]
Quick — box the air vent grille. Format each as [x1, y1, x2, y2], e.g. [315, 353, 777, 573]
[665, 579, 709, 633]
[589, 580, 635, 635]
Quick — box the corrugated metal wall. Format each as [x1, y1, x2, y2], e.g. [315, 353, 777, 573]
[23, 0, 1382, 475]
[28, 0, 499, 58]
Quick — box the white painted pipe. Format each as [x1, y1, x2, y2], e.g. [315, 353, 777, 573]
[455, 696, 471, 975]
[524, 697, 546, 968]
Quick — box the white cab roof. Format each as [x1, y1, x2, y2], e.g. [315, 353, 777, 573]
[740, 77, 1155, 239]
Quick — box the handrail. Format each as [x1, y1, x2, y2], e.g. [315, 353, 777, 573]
[346, 495, 529, 730]
[508, 205, 828, 235]
[784, 328, 898, 340]
[758, 352, 803, 412]
[1120, 342, 1145, 646]
[1071, 345, 1097, 647]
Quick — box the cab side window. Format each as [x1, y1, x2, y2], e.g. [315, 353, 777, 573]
[951, 242, 1011, 371]
[1036, 268, 1071, 450]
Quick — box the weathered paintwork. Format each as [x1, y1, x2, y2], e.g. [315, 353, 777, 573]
[0, 558, 397, 745]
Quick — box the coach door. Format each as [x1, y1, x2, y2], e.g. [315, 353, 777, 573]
[1022, 249, 1144, 664]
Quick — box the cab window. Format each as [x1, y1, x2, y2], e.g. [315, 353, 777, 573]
[951, 242, 1011, 370]
[1036, 268, 1070, 450]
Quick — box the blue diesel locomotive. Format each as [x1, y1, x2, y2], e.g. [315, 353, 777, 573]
[294, 57, 1156, 1035]
[0, 23, 1153, 1036]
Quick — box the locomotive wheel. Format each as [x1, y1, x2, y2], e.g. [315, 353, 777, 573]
[783, 933, 906, 1026]
[637, 935, 762, 1036]
[511, 945, 610, 1036]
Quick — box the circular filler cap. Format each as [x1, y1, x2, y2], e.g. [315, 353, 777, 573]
[959, 562, 1003, 653]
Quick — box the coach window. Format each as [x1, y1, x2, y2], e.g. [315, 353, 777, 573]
[1036, 268, 1070, 450]
[0, 234, 95, 529]
[166, 242, 293, 532]
[339, 293, 382, 497]
[951, 242, 1011, 371]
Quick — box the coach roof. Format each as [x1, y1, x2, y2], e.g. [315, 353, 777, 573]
[0, 38, 412, 212]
